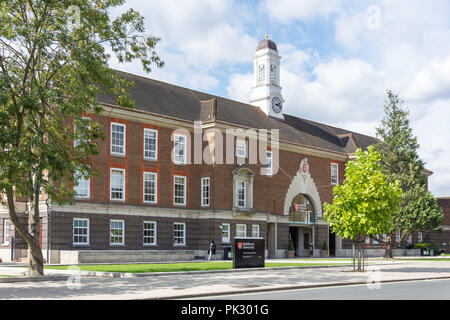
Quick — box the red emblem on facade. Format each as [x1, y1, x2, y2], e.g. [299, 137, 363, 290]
[302, 163, 308, 173]
[237, 242, 243, 250]
[300, 158, 309, 174]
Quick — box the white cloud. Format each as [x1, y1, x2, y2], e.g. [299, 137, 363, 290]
[115, 0, 257, 69]
[263, 0, 342, 22]
[283, 57, 390, 123]
[404, 56, 450, 102]
[107, 0, 257, 91]
[334, 12, 366, 50]
[226, 73, 253, 103]
[409, 99, 450, 197]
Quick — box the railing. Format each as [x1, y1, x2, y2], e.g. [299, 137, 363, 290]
[289, 209, 315, 225]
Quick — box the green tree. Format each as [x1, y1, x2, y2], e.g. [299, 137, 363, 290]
[374, 91, 443, 258]
[324, 146, 402, 271]
[0, 0, 163, 276]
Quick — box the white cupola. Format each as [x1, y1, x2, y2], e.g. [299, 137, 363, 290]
[250, 35, 284, 120]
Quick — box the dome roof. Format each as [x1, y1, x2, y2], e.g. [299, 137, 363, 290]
[256, 38, 278, 52]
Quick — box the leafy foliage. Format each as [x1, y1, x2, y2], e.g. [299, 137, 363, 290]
[0, 0, 163, 275]
[324, 146, 402, 240]
[374, 91, 443, 254]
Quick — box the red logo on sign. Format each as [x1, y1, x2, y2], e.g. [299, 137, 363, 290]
[237, 242, 243, 250]
[302, 163, 308, 173]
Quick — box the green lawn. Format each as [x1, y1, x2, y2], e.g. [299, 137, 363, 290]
[45, 261, 351, 273]
[405, 258, 450, 261]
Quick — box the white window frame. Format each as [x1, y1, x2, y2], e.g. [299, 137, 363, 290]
[143, 221, 157, 246]
[365, 236, 371, 245]
[266, 151, 273, 176]
[252, 224, 260, 238]
[110, 122, 126, 156]
[418, 232, 423, 243]
[236, 139, 246, 158]
[110, 219, 125, 245]
[73, 218, 89, 246]
[173, 175, 186, 206]
[221, 223, 230, 243]
[110, 168, 125, 201]
[407, 234, 412, 244]
[201, 177, 210, 207]
[74, 170, 90, 199]
[236, 224, 247, 238]
[331, 163, 339, 185]
[173, 134, 187, 165]
[173, 222, 186, 246]
[143, 128, 158, 161]
[3, 219, 11, 245]
[236, 181, 247, 208]
[143, 172, 157, 204]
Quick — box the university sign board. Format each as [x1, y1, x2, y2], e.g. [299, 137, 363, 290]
[233, 237, 265, 269]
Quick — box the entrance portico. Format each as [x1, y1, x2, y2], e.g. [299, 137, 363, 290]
[283, 158, 324, 257]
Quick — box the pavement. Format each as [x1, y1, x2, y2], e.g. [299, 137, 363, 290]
[0, 259, 449, 299]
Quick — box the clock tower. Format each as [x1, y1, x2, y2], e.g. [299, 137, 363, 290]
[250, 35, 284, 120]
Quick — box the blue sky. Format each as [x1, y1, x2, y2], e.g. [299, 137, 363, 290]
[108, 0, 450, 197]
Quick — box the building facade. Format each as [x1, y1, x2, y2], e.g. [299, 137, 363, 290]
[0, 37, 441, 263]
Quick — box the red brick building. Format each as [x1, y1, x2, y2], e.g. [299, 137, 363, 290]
[0, 38, 443, 263]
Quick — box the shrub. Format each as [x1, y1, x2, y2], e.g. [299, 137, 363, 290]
[413, 242, 440, 255]
[321, 241, 328, 251]
[288, 239, 295, 251]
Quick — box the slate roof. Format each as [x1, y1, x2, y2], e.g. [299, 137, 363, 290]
[97, 70, 378, 155]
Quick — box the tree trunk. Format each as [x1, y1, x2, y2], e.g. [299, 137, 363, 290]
[6, 188, 44, 276]
[28, 182, 44, 276]
[358, 239, 362, 271]
[384, 242, 395, 258]
[357, 235, 362, 271]
[28, 238, 44, 276]
[384, 234, 398, 259]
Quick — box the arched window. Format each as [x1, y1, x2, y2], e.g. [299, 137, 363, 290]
[257, 64, 265, 84]
[289, 194, 315, 224]
[270, 64, 277, 84]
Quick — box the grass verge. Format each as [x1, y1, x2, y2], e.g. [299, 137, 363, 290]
[404, 258, 450, 262]
[45, 262, 351, 273]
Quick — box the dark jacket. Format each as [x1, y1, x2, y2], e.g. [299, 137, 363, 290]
[209, 243, 216, 254]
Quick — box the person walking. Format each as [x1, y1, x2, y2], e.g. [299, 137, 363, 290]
[208, 240, 217, 261]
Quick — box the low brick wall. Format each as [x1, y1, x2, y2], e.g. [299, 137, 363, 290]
[59, 250, 195, 264]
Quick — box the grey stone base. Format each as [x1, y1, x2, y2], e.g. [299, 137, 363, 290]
[335, 248, 421, 257]
[58, 250, 196, 264]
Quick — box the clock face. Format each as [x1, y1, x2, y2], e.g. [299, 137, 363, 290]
[271, 96, 282, 113]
